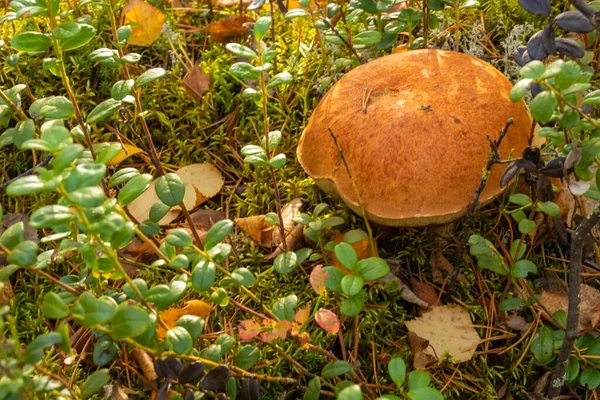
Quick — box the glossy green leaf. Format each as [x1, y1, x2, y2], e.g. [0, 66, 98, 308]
[388, 358, 406, 387]
[511, 259, 537, 278]
[11, 32, 52, 52]
[86, 98, 121, 124]
[234, 345, 260, 369]
[166, 326, 193, 354]
[135, 68, 167, 87]
[274, 251, 297, 274]
[192, 260, 216, 292]
[355, 257, 390, 281]
[408, 370, 430, 391]
[322, 360, 352, 378]
[204, 219, 233, 250]
[118, 173, 152, 206]
[155, 173, 185, 206]
[530, 91, 557, 124]
[341, 274, 363, 296]
[41, 292, 69, 319]
[81, 369, 110, 398]
[110, 304, 150, 340]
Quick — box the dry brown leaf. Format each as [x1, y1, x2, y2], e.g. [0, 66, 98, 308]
[157, 300, 212, 339]
[234, 215, 274, 246]
[430, 250, 467, 285]
[190, 209, 226, 227]
[380, 273, 429, 308]
[207, 15, 253, 44]
[173, 163, 224, 211]
[405, 304, 481, 363]
[103, 383, 131, 400]
[408, 331, 437, 370]
[183, 65, 210, 101]
[131, 348, 157, 381]
[271, 198, 303, 245]
[538, 284, 600, 332]
[505, 314, 531, 332]
[107, 144, 144, 166]
[121, 0, 166, 47]
[266, 223, 303, 260]
[410, 279, 439, 307]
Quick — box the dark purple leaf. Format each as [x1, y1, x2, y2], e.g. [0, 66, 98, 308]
[540, 157, 571, 177]
[155, 384, 171, 400]
[527, 31, 548, 60]
[541, 24, 556, 55]
[165, 357, 183, 380]
[514, 46, 528, 66]
[555, 10, 595, 33]
[240, 378, 260, 400]
[154, 359, 170, 380]
[183, 389, 195, 400]
[200, 365, 231, 393]
[518, 0, 551, 17]
[531, 83, 543, 98]
[555, 38, 585, 58]
[178, 362, 205, 384]
[501, 162, 520, 187]
[515, 158, 539, 172]
[522, 146, 541, 166]
[537, 175, 554, 201]
[582, 103, 594, 114]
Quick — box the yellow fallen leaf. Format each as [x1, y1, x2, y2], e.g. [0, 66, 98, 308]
[127, 163, 223, 224]
[173, 163, 224, 211]
[107, 143, 144, 166]
[122, 0, 166, 47]
[405, 304, 481, 364]
[157, 300, 212, 339]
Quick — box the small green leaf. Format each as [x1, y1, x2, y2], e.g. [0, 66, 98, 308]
[231, 268, 255, 287]
[110, 305, 150, 340]
[267, 72, 293, 88]
[519, 60, 545, 79]
[155, 173, 185, 206]
[322, 360, 352, 378]
[81, 369, 110, 398]
[408, 370, 430, 391]
[509, 79, 532, 102]
[30, 205, 75, 228]
[274, 251, 297, 274]
[340, 291, 366, 317]
[499, 297, 525, 311]
[192, 260, 216, 292]
[536, 201, 560, 217]
[518, 218, 536, 234]
[334, 242, 358, 270]
[58, 24, 96, 51]
[509, 193, 532, 206]
[135, 68, 167, 87]
[166, 326, 193, 354]
[41, 292, 69, 319]
[176, 315, 205, 339]
[108, 167, 139, 188]
[341, 274, 364, 296]
[86, 98, 122, 124]
[355, 257, 390, 281]
[166, 228, 192, 248]
[353, 30, 382, 46]
[286, 8, 310, 18]
[530, 325, 554, 364]
[338, 384, 363, 400]
[111, 79, 135, 100]
[272, 294, 297, 322]
[234, 345, 260, 369]
[324, 266, 345, 292]
[24, 332, 63, 364]
[7, 240, 38, 266]
[11, 32, 52, 52]
[253, 16, 272, 41]
[40, 96, 74, 119]
[226, 43, 257, 59]
[388, 358, 406, 387]
[211, 287, 229, 306]
[530, 91, 557, 124]
[229, 62, 261, 80]
[580, 368, 600, 390]
[204, 219, 233, 250]
[407, 388, 443, 400]
[511, 259, 537, 278]
[118, 173, 152, 206]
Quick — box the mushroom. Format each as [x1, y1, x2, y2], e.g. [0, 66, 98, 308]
[297, 49, 532, 227]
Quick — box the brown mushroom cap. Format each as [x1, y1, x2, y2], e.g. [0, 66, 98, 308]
[297, 49, 532, 226]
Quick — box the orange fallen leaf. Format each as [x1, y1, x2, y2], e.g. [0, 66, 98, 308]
[209, 0, 252, 6]
[239, 319, 262, 341]
[157, 300, 212, 339]
[234, 215, 273, 246]
[405, 304, 481, 364]
[409, 279, 439, 307]
[131, 348, 157, 381]
[106, 143, 144, 166]
[408, 331, 437, 370]
[122, 0, 166, 47]
[207, 15, 253, 44]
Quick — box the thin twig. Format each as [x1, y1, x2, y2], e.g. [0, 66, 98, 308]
[547, 207, 600, 398]
[0, 154, 52, 191]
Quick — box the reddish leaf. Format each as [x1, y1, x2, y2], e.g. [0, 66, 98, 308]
[315, 309, 340, 334]
[295, 305, 311, 324]
[310, 265, 328, 295]
[260, 320, 292, 342]
[298, 332, 311, 347]
[238, 320, 262, 340]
